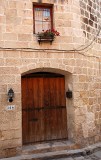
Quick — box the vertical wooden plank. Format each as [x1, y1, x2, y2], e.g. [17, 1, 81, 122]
[30, 77, 44, 142]
[43, 77, 51, 140]
[50, 77, 58, 139]
[22, 78, 26, 144]
[33, 77, 39, 142]
[28, 77, 35, 143]
[35, 77, 44, 142]
[55, 77, 62, 138]
[22, 77, 30, 144]
[59, 78, 68, 139]
[39, 77, 44, 141]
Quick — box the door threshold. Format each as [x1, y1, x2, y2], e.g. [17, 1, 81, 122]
[22, 140, 80, 155]
[23, 138, 68, 146]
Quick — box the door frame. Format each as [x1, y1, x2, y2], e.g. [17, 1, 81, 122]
[21, 69, 74, 145]
[21, 72, 68, 144]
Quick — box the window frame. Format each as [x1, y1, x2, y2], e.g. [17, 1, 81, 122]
[33, 4, 53, 34]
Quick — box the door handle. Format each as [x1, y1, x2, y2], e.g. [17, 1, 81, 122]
[30, 118, 38, 122]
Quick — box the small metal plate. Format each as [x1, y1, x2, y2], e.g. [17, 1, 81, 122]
[6, 105, 15, 111]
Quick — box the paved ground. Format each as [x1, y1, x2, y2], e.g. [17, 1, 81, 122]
[53, 150, 101, 160]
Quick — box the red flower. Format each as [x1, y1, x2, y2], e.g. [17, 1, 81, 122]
[38, 29, 60, 37]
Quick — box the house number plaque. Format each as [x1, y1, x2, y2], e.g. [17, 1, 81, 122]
[6, 105, 15, 111]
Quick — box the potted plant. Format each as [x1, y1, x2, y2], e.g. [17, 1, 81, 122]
[37, 29, 60, 44]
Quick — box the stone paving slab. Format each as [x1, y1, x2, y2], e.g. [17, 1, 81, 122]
[53, 158, 74, 160]
[74, 156, 84, 160]
[0, 154, 101, 160]
[92, 151, 101, 159]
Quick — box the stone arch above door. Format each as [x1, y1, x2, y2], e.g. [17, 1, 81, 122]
[19, 62, 74, 76]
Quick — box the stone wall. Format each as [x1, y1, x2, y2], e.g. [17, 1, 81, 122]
[79, 0, 101, 58]
[0, 0, 101, 158]
[0, 0, 84, 50]
[80, 0, 101, 43]
[78, 1, 101, 147]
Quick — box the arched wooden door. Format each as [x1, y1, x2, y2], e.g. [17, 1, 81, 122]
[22, 72, 68, 144]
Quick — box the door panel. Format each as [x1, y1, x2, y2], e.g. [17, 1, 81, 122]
[22, 73, 68, 144]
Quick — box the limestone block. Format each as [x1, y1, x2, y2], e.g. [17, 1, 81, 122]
[0, 6, 4, 15]
[63, 59, 76, 66]
[0, 75, 16, 84]
[60, 36, 73, 43]
[15, 75, 21, 84]
[2, 138, 21, 149]
[8, 1, 16, 8]
[22, 58, 37, 66]
[50, 62, 59, 69]
[38, 52, 53, 58]
[82, 68, 87, 74]
[79, 75, 86, 82]
[13, 93, 21, 103]
[22, 18, 33, 25]
[55, 20, 71, 27]
[15, 112, 21, 120]
[0, 59, 5, 66]
[57, 12, 73, 19]
[0, 67, 19, 75]
[3, 51, 20, 58]
[15, 25, 33, 34]
[2, 130, 21, 140]
[19, 66, 29, 74]
[76, 59, 84, 67]
[44, 62, 50, 67]
[5, 58, 22, 66]
[3, 33, 17, 41]
[75, 106, 87, 116]
[5, 9, 17, 24]
[0, 16, 6, 24]
[0, 25, 5, 34]
[10, 120, 21, 130]
[28, 63, 36, 71]
[6, 25, 14, 32]
[4, 41, 29, 48]
[18, 34, 32, 41]
[0, 85, 7, 93]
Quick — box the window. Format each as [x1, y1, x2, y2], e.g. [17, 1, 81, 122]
[33, 5, 53, 34]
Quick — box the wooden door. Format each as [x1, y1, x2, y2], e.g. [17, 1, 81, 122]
[22, 73, 68, 144]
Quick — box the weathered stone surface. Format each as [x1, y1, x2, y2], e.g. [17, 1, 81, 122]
[1, 143, 101, 160]
[80, 0, 101, 44]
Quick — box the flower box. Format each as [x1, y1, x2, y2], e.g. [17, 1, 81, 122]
[37, 35, 54, 44]
[37, 29, 60, 44]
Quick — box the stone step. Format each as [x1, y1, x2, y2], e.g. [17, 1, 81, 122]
[21, 149, 83, 160]
[1, 142, 101, 160]
[0, 141, 81, 160]
[22, 140, 80, 155]
[0, 148, 84, 160]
